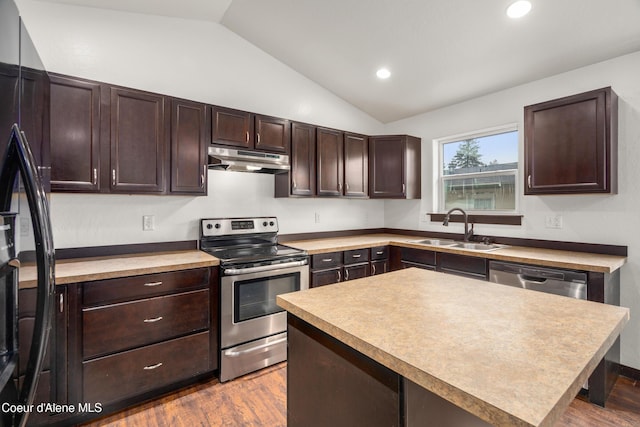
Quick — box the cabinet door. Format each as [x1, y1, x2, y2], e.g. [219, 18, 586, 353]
[344, 133, 368, 197]
[255, 114, 290, 154]
[524, 87, 617, 194]
[211, 106, 252, 149]
[316, 127, 344, 197]
[49, 75, 101, 192]
[170, 99, 207, 194]
[311, 268, 342, 288]
[344, 263, 369, 281]
[110, 87, 166, 193]
[18, 287, 68, 426]
[437, 253, 487, 280]
[289, 122, 316, 196]
[370, 260, 388, 276]
[369, 136, 405, 198]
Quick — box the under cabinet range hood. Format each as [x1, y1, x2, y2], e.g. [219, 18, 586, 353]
[208, 146, 290, 174]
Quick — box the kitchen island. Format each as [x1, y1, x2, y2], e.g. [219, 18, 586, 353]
[277, 268, 629, 427]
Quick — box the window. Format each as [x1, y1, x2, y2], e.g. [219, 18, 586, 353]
[436, 125, 518, 213]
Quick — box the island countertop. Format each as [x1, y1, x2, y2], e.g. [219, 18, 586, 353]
[277, 268, 629, 426]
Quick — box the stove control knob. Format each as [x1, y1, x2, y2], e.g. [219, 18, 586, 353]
[206, 224, 213, 230]
[263, 221, 268, 227]
[215, 223, 221, 229]
[269, 221, 275, 227]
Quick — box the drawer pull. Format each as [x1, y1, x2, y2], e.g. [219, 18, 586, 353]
[322, 258, 334, 262]
[143, 281, 163, 287]
[376, 251, 384, 255]
[143, 362, 163, 370]
[351, 254, 361, 258]
[143, 316, 164, 323]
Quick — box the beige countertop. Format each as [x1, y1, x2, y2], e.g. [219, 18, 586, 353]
[18, 250, 219, 289]
[277, 268, 630, 427]
[286, 233, 627, 273]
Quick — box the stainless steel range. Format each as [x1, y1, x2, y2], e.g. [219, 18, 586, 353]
[199, 217, 308, 382]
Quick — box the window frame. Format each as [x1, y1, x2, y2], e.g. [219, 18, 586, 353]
[434, 123, 520, 216]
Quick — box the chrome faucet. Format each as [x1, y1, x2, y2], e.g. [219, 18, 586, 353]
[443, 208, 474, 242]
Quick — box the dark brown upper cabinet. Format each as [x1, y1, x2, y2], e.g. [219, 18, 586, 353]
[255, 114, 290, 154]
[524, 87, 618, 195]
[316, 127, 344, 197]
[211, 106, 290, 154]
[211, 106, 252, 149]
[343, 132, 368, 198]
[49, 74, 101, 192]
[369, 135, 421, 199]
[110, 87, 167, 193]
[275, 121, 316, 197]
[170, 99, 207, 194]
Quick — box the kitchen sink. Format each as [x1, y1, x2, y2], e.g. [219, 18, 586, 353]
[410, 239, 507, 252]
[450, 242, 507, 252]
[411, 239, 457, 246]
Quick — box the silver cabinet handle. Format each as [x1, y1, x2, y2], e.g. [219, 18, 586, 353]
[143, 362, 163, 370]
[112, 169, 116, 186]
[59, 293, 64, 313]
[293, 180, 297, 189]
[351, 254, 361, 259]
[345, 269, 349, 281]
[376, 251, 384, 255]
[322, 258, 334, 262]
[402, 183, 406, 194]
[143, 281, 163, 287]
[246, 131, 250, 143]
[143, 316, 163, 323]
[338, 182, 342, 192]
[257, 133, 261, 144]
[345, 182, 350, 191]
[371, 264, 376, 275]
[201, 165, 206, 188]
[92, 168, 97, 185]
[528, 174, 532, 188]
[337, 270, 341, 282]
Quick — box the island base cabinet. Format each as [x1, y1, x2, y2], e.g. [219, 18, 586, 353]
[287, 314, 401, 427]
[405, 379, 491, 427]
[82, 331, 210, 406]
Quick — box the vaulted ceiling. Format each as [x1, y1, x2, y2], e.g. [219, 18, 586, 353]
[37, 0, 640, 123]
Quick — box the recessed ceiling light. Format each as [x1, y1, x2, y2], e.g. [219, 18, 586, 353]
[376, 68, 391, 79]
[506, 0, 532, 19]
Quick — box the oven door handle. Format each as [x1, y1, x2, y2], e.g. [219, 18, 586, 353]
[224, 337, 288, 357]
[224, 260, 308, 275]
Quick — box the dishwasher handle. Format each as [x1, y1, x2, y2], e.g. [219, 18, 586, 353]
[519, 274, 548, 283]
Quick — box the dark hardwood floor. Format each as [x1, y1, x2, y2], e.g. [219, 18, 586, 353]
[82, 364, 640, 426]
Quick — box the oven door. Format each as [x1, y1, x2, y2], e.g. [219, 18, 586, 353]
[220, 261, 309, 349]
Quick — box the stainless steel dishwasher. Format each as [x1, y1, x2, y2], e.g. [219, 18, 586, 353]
[488, 260, 587, 300]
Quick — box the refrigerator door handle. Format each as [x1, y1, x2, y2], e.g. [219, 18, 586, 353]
[0, 125, 55, 427]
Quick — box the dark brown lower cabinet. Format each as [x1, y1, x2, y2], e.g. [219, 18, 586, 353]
[65, 267, 218, 424]
[17, 286, 68, 427]
[436, 252, 487, 280]
[287, 314, 401, 427]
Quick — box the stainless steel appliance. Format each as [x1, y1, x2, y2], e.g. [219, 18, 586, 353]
[200, 217, 308, 382]
[488, 260, 587, 299]
[208, 146, 290, 174]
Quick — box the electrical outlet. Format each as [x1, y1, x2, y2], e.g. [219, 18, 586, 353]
[314, 212, 320, 223]
[143, 215, 155, 231]
[544, 214, 563, 229]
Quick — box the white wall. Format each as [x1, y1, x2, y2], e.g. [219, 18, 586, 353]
[14, 0, 640, 370]
[384, 51, 640, 370]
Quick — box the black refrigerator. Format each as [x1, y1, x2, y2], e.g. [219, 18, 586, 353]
[0, 0, 55, 426]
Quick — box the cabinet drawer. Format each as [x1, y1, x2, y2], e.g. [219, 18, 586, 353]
[401, 248, 436, 267]
[311, 252, 343, 270]
[343, 248, 369, 265]
[83, 331, 210, 405]
[83, 268, 210, 306]
[83, 289, 210, 359]
[370, 246, 389, 261]
[437, 253, 487, 280]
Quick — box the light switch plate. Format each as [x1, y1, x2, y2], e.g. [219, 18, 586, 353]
[143, 215, 155, 231]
